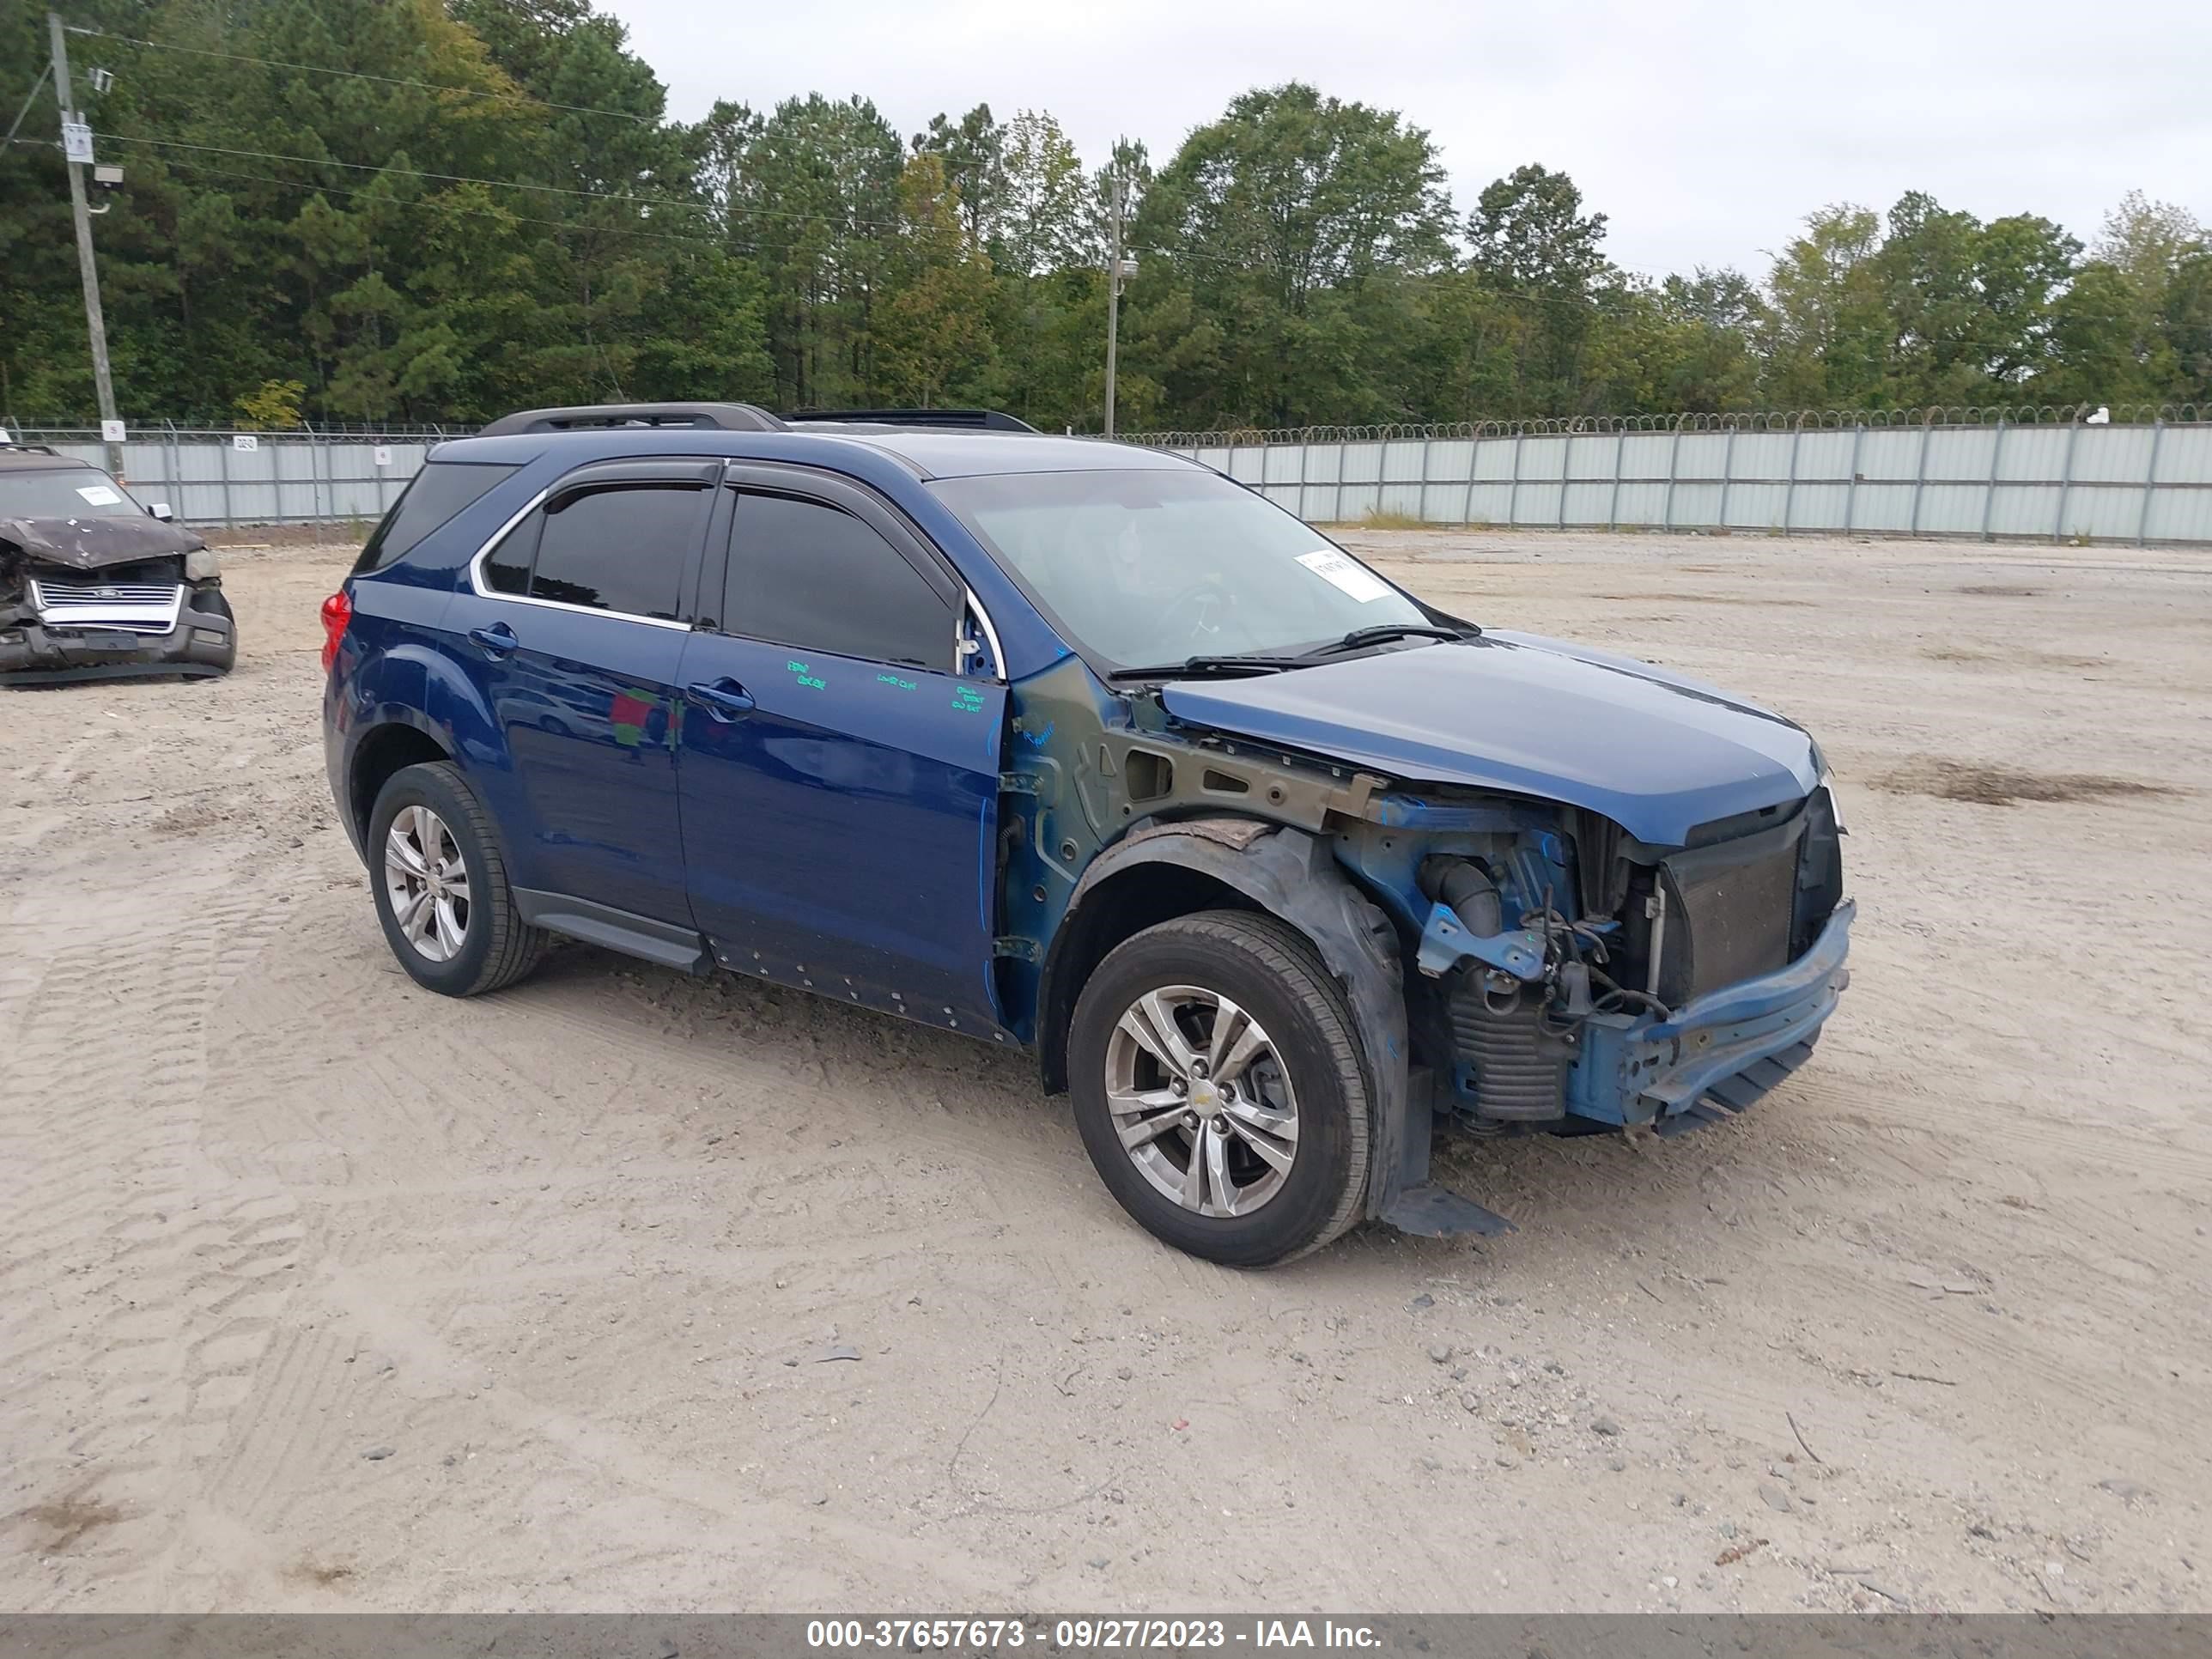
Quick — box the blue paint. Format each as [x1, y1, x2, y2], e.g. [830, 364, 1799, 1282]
[1161, 634, 1817, 845]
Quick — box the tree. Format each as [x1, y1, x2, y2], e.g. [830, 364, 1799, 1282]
[1759, 204, 1889, 407]
[1467, 164, 1608, 296]
[1132, 84, 1452, 427]
[911, 105, 1001, 246]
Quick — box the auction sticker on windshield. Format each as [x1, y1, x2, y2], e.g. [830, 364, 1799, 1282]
[76, 484, 125, 507]
[1297, 548, 1394, 602]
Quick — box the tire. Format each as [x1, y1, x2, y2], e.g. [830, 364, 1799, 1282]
[1067, 910, 1371, 1267]
[186, 586, 238, 672]
[368, 760, 548, 997]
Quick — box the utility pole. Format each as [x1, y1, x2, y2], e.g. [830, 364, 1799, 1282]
[49, 10, 122, 473]
[1103, 169, 1124, 438]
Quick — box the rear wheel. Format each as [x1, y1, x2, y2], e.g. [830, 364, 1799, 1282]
[1067, 911, 1370, 1267]
[368, 761, 547, 996]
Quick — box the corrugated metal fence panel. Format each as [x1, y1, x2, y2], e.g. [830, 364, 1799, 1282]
[15, 422, 2209, 542]
[2146, 426, 2212, 544]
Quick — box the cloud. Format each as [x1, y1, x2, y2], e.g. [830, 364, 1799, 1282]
[603, 0, 2210, 279]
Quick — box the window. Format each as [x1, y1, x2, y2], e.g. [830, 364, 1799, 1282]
[0, 465, 143, 520]
[483, 483, 707, 619]
[353, 461, 516, 574]
[931, 467, 1426, 670]
[724, 492, 951, 669]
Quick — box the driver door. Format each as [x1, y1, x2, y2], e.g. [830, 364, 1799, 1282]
[673, 464, 1008, 1031]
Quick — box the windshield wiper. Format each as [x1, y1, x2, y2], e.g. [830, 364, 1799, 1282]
[1303, 623, 1478, 659]
[1109, 653, 1310, 681]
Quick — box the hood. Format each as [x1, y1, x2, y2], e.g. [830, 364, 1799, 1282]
[0, 514, 206, 572]
[1158, 631, 1816, 845]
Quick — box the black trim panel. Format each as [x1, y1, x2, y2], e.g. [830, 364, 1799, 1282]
[513, 888, 709, 974]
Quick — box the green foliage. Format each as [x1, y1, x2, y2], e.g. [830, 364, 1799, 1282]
[0, 4, 2203, 430]
[235, 378, 307, 428]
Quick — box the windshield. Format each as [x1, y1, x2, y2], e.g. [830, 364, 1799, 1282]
[0, 466, 143, 520]
[930, 466, 1429, 669]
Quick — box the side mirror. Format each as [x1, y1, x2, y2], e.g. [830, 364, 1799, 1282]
[148, 502, 174, 521]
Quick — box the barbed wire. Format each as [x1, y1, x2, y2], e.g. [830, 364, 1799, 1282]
[3, 419, 473, 439]
[11, 402, 2206, 447]
[1125, 403, 2207, 447]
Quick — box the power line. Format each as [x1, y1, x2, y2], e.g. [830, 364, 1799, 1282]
[66, 26, 653, 126]
[96, 131, 718, 216]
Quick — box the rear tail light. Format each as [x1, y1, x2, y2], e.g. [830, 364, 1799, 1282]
[319, 588, 352, 672]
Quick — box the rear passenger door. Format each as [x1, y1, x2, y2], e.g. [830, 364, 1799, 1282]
[443, 459, 716, 931]
[673, 464, 1008, 1031]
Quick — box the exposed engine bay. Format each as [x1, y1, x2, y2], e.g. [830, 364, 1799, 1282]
[1339, 784, 1849, 1133]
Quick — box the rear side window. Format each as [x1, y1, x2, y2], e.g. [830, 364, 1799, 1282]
[481, 483, 708, 621]
[353, 461, 517, 574]
[724, 492, 951, 669]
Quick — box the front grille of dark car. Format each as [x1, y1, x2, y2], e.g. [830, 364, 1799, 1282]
[28, 574, 184, 635]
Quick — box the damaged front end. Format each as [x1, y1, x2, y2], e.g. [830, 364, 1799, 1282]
[1358, 784, 1851, 1139]
[0, 516, 235, 685]
[1009, 652, 1853, 1242]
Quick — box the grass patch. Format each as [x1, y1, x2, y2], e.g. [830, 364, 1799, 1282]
[1357, 507, 1427, 531]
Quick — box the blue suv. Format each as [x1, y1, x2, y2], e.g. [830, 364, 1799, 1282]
[323, 403, 1851, 1266]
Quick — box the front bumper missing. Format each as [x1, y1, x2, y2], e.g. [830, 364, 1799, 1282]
[1567, 898, 1854, 1129]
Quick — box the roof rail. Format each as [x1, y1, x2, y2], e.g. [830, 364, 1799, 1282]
[474, 402, 785, 438]
[782, 408, 1037, 433]
[0, 441, 64, 458]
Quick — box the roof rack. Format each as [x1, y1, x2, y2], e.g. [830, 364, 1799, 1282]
[474, 402, 785, 438]
[783, 408, 1037, 433]
[0, 441, 65, 459]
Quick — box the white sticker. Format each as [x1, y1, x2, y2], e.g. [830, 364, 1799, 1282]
[373, 445, 393, 467]
[232, 433, 258, 452]
[100, 418, 127, 443]
[76, 484, 124, 506]
[0, 428, 12, 445]
[1296, 548, 1394, 603]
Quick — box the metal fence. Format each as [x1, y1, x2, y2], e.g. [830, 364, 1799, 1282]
[0, 422, 467, 530]
[1135, 410, 2212, 546]
[9, 406, 2212, 544]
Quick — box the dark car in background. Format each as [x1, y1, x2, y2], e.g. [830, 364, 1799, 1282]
[0, 442, 235, 685]
[320, 403, 1851, 1267]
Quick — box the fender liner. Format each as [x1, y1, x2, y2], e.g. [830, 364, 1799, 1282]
[1049, 821, 1503, 1232]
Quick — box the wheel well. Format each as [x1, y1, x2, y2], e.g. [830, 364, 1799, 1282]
[349, 723, 450, 842]
[1037, 863, 1258, 1095]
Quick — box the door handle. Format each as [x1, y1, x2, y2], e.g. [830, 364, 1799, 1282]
[470, 622, 518, 659]
[684, 678, 756, 720]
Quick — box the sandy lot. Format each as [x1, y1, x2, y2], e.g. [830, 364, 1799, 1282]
[2, 527, 2207, 1615]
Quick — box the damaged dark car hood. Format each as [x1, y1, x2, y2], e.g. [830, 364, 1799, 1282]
[1157, 630, 1818, 845]
[0, 514, 205, 571]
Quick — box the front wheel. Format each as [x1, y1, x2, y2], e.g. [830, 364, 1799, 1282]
[1067, 911, 1371, 1267]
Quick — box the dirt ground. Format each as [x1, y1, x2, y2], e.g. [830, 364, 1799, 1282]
[3, 527, 2207, 1615]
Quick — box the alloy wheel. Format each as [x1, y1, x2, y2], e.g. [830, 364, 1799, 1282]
[383, 804, 471, 963]
[1103, 984, 1300, 1217]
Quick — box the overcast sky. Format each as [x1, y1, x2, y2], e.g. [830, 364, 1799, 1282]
[600, 0, 2209, 282]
